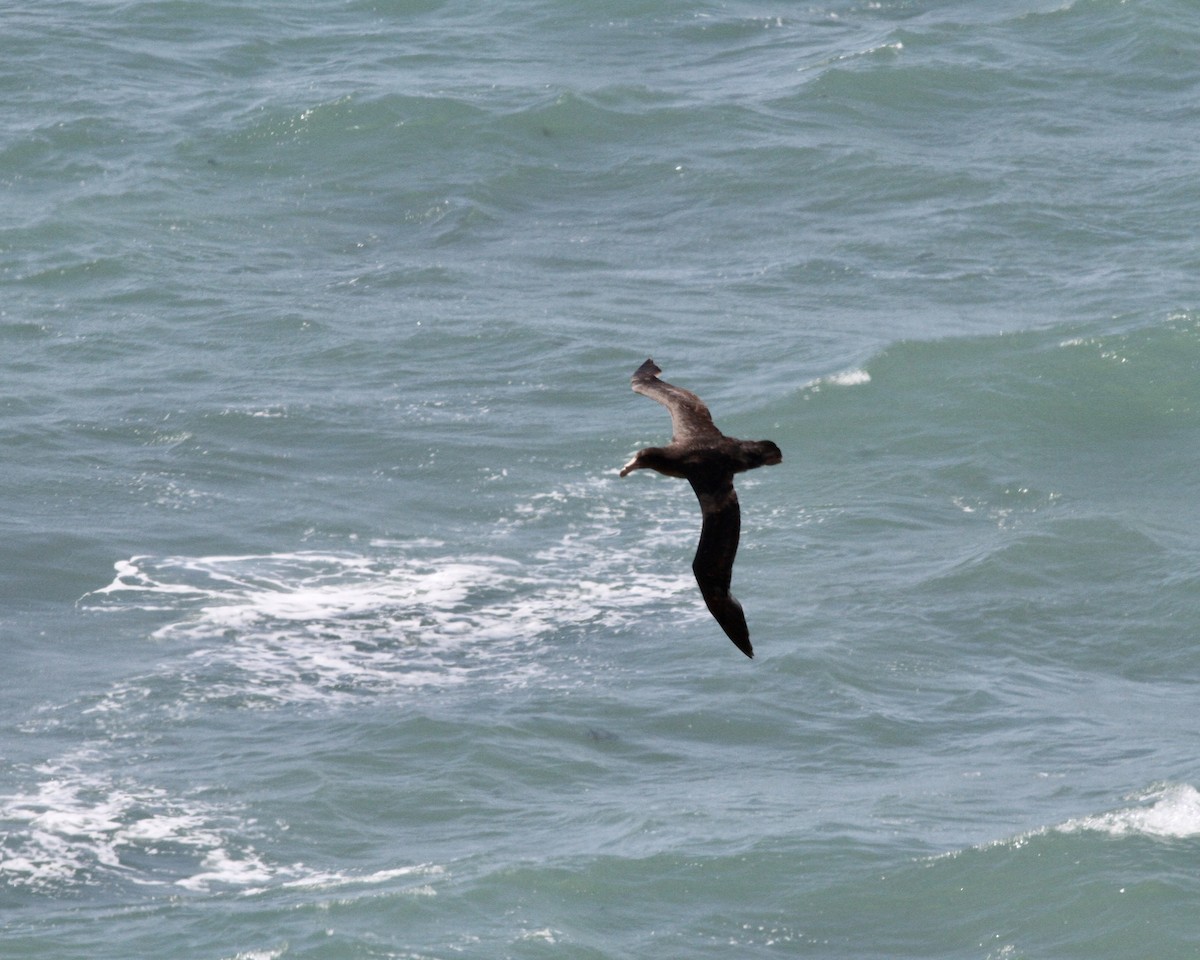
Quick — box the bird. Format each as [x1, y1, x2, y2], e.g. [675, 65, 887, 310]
[619, 358, 781, 658]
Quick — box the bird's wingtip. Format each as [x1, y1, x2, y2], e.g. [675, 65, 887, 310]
[632, 358, 661, 383]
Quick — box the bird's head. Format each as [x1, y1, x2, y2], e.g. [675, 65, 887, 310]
[746, 440, 782, 468]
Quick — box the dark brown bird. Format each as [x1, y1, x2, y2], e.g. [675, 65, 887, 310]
[619, 359, 781, 658]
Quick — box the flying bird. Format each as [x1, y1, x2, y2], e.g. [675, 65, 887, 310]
[620, 359, 781, 658]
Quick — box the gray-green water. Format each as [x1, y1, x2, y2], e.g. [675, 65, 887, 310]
[4, 1, 1200, 957]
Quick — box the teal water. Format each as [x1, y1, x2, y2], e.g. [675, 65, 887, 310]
[4, 1, 1200, 957]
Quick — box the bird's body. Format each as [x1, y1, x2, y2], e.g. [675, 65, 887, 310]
[620, 359, 781, 658]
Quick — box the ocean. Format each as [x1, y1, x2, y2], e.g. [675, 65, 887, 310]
[3, 0, 1200, 957]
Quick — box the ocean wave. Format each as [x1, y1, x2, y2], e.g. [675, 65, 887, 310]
[0, 743, 445, 896]
[1058, 783, 1200, 840]
[933, 782, 1200, 864]
[802, 368, 872, 393]
[0, 746, 272, 893]
[5, 496, 696, 894]
[78, 534, 688, 711]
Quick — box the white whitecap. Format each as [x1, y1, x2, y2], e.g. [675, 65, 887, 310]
[0, 751, 266, 891]
[273, 863, 443, 894]
[223, 951, 286, 960]
[1057, 783, 1200, 840]
[78, 552, 559, 709]
[926, 783, 1200, 866]
[0, 746, 445, 895]
[15, 476, 696, 893]
[825, 368, 871, 386]
[803, 368, 871, 393]
[77, 476, 695, 711]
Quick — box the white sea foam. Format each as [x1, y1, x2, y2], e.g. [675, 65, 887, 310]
[271, 863, 443, 894]
[224, 951, 287, 960]
[0, 746, 446, 895]
[933, 783, 1200, 864]
[81, 551, 553, 707]
[1057, 783, 1200, 840]
[803, 368, 872, 393]
[12, 478, 697, 894]
[79, 476, 691, 710]
[10, 511, 683, 893]
[0, 749, 267, 891]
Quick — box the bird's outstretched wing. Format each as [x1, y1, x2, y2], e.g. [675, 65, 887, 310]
[688, 475, 753, 658]
[631, 358, 722, 445]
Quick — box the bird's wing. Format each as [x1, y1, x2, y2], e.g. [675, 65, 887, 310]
[688, 475, 753, 658]
[631, 358, 722, 445]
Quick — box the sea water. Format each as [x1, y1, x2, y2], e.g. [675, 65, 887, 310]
[3, 1, 1200, 957]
